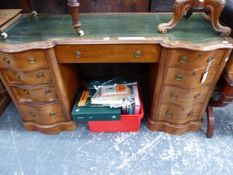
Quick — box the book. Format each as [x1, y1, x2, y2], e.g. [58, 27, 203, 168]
[72, 90, 121, 122]
[132, 84, 140, 114]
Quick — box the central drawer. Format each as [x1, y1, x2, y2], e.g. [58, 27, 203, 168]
[55, 44, 161, 63]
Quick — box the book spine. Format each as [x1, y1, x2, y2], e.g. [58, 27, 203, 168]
[132, 85, 140, 114]
[74, 114, 119, 122]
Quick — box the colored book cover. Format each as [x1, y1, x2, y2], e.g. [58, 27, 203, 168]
[72, 90, 121, 122]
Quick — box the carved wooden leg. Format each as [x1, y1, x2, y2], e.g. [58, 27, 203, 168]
[158, 0, 192, 33]
[205, 0, 231, 36]
[158, 0, 231, 36]
[67, 0, 84, 36]
[206, 105, 215, 138]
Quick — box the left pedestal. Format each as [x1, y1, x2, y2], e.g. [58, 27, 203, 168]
[0, 48, 78, 134]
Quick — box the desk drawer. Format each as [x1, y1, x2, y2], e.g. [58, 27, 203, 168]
[167, 49, 225, 70]
[12, 85, 57, 103]
[162, 85, 209, 105]
[56, 44, 160, 63]
[158, 104, 202, 124]
[2, 69, 52, 85]
[19, 103, 65, 124]
[165, 67, 216, 88]
[0, 50, 47, 71]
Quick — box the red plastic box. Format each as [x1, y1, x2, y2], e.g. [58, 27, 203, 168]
[88, 98, 144, 132]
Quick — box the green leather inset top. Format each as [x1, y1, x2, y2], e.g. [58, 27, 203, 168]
[0, 13, 226, 44]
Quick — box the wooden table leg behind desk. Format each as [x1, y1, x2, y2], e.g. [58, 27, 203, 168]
[206, 73, 233, 138]
[67, 0, 84, 36]
[206, 105, 215, 138]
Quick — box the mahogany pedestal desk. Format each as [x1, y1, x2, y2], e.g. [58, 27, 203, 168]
[0, 13, 232, 134]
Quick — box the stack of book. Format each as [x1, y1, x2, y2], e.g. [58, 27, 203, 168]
[72, 80, 141, 122]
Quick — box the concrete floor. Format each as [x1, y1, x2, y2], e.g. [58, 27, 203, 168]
[0, 103, 233, 175]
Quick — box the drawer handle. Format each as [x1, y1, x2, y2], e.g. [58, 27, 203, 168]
[3, 57, 10, 64]
[134, 51, 142, 58]
[28, 57, 36, 64]
[75, 51, 81, 58]
[45, 89, 53, 95]
[187, 111, 193, 118]
[170, 93, 178, 99]
[194, 93, 200, 99]
[166, 111, 173, 118]
[16, 73, 21, 80]
[176, 74, 183, 81]
[180, 56, 188, 63]
[207, 56, 215, 63]
[36, 72, 44, 78]
[49, 112, 56, 117]
[23, 89, 30, 95]
[30, 112, 36, 117]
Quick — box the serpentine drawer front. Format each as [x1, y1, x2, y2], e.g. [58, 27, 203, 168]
[11, 85, 57, 103]
[157, 104, 202, 125]
[19, 103, 65, 125]
[167, 49, 225, 70]
[162, 85, 209, 105]
[165, 67, 217, 88]
[55, 44, 161, 63]
[0, 50, 48, 71]
[2, 69, 52, 85]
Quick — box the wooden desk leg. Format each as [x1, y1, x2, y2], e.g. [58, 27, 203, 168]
[206, 105, 215, 138]
[67, 0, 84, 36]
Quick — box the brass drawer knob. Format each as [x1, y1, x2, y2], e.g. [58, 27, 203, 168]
[3, 57, 10, 64]
[194, 93, 200, 99]
[207, 56, 215, 63]
[30, 112, 36, 117]
[176, 74, 183, 81]
[49, 112, 56, 117]
[45, 89, 52, 95]
[36, 72, 44, 78]
[75, 51, 81, 58]
[180, 56, 188, 63]
[170, 93, 178, 99]
[134, 51, 142, 58]
[28, 57, 36, 64]
[16, 73, 21, 80]
[187, 111, 193, 118]
[166, 111, 173, 118]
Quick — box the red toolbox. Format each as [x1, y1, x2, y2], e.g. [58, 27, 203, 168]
[88, 98, 144, 132]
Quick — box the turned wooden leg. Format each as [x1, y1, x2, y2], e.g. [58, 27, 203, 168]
[206, 105, 215, 138]
[157, 0, 192, 33]
[205, 0, 231, 36]
[67, 0, 84, 36]
[25, 0, 38, 16]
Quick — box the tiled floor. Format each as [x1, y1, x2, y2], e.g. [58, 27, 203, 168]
[0, 103, 233, 175]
